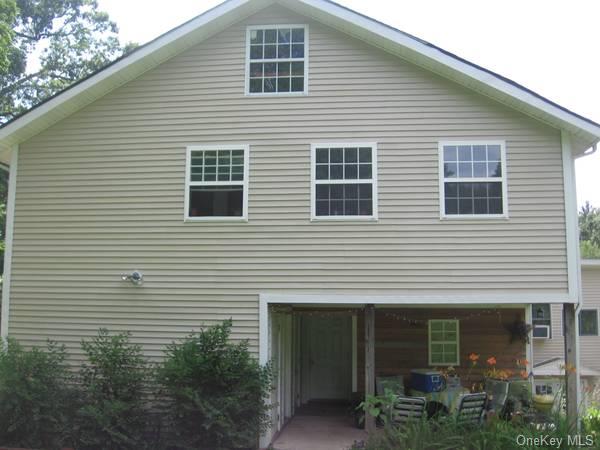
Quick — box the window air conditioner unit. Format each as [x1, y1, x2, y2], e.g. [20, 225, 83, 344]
[532, 325, 550, 339]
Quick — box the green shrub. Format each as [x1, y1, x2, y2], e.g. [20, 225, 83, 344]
[581, 240, 600, 259]
[584, 406, 600, 437]
[0, 338, 75, 449]
[75, 329, 150, 450]
[157, 319, 273, 450]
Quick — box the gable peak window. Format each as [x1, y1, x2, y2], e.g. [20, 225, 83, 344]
[311, 143, 378, 220]
[440, 141, 508, 218]
[185, 146, 249, 221]
[246, 25, 308, 95]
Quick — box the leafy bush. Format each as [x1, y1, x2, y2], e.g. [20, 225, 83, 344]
[581, 240, 600, 259]
[157, 319, 273, 450]
[584, 406, 600, 437]
[357, 389, 399, 426]
[0, 338, 75, 449]
[75, 329, 150, 450]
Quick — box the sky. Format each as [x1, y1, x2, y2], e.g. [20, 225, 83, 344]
[97, 0, 600, 208]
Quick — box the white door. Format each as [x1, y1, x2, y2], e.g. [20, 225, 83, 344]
[305, 315, 352, 400]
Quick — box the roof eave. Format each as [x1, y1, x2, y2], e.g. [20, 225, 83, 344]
[0, 0, 599, 163]
[0, 0, 272, 163]
[280, 0, 600, 149]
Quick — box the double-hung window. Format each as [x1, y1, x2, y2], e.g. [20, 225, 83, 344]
[440, 141, 507, 218]
[185, 145, 249, 221]
[246, 25, 308, 95]
[311, 143, 378, 220]
[429, 320, 460, 366]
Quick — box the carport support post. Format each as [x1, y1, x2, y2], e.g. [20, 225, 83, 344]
[365, 304, 376, 433]
[563, 303, 579, 429]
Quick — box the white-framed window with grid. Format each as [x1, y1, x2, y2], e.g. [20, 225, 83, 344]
[428, 320, 460, 366]
[245, 24, 308, 95]
[184, 145, 249, 221]
[310, 143, 378, 221]
[438, 141, 508, 219]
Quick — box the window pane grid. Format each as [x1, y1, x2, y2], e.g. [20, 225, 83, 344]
[190, 149, 244, 184]
[442, 143, 504, 216]
[248, 26, 306, 94]
[429, 320, 459, 365]
[314, 146, 375, 217]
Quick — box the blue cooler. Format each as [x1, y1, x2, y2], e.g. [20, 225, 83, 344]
[410, 369, 445, 393]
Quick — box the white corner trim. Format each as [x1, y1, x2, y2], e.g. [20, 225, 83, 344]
[1, 145, 18, 340]
[561, 131, 579, 302]
[259, 296, 269, 365]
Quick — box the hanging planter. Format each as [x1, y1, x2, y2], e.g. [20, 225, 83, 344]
[505, 318, 532, 344]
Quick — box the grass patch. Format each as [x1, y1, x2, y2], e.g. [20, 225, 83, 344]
[355, 415, 600, 450]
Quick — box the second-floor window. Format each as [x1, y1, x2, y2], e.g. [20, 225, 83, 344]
[185, 145, 249, 221]
[246, 25, 307, 95]
[439, 141, 507, 218]
[311, 143, 378, 220]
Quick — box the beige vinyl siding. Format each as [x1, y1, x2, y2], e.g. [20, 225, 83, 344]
[9, 5, 567, 362]
[533, 266, 600, 371]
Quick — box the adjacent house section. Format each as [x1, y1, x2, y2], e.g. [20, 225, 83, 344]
[532, 260, 600, 401]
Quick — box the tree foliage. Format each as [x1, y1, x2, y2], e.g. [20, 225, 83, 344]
[0, 0, 135, 123]
[0, 0, 17, 75]
[579, 201, 600, 258]
[0, 0, 133, 275]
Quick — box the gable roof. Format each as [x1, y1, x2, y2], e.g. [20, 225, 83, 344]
[0, 0, 599, 163]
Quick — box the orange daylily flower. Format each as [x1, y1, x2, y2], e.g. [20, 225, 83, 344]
[520, 370, 528, 379]
[516, 358, 529, 367]
[486, 356, 497, 366]
[469, 353, 480, 362]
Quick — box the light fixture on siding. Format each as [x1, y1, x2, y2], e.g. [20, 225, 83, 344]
[121, 270, 144, 286]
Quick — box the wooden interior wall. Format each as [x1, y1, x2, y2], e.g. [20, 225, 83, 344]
[356, 308, 526, 393]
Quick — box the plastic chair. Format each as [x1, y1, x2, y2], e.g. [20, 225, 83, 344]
[391, 395, 427, 425]
[456, 392, 487, 426]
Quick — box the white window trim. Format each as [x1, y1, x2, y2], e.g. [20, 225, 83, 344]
[579, 307, 599, 337]
[438, 140, 509, 220]
[184, 144, 250, 222]
[245, 24, 309, 97]
[428, 319, 460, 366]
[310, 142, 379, 221]
[531, 304, 553, 340]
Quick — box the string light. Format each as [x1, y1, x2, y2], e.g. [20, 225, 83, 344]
[269, 306, 509, 324]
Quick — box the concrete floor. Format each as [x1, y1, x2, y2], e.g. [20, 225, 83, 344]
[271, 414, 367, 450]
